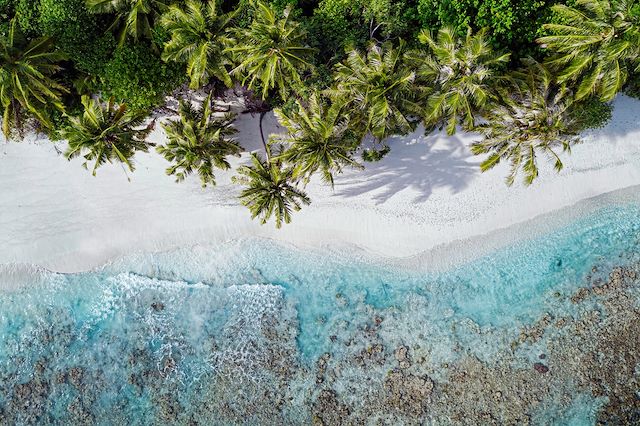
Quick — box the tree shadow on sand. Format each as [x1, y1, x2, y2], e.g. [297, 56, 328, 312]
[334, 132, 480, 204]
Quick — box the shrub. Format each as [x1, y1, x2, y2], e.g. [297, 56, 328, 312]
[23, 0, 115, 77]
[309, 0, 419, 61]
[101, 44, 185, 111]
[15, 0, 41, 35]
[0, 0, 13, 37]
[417, 0, 552, 56]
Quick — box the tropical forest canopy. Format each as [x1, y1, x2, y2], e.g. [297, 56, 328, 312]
[1, 0, 639, 226]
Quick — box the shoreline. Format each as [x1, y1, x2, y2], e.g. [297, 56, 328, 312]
[1, 95, 640, 273]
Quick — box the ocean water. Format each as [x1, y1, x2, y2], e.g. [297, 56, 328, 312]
[1, 197, 640, 424]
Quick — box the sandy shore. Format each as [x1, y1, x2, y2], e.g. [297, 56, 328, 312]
[1, 94, 639, 272]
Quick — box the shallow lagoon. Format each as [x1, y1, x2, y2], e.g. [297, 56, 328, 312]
[1, 199, 640, 424]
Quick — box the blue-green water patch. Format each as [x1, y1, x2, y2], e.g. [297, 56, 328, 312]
[1, 201, 640, 423]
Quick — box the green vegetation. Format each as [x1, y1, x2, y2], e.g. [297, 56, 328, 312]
[0, 19, 66, 137]
[158, 92, 242, 187]
[1, 0, 638, 227]
[227, 2, 315, 99]
[418, 26, 510, 134]
[86, 0, 168, 47]
[273, 93, 362, 187]
[61, 96, 154, 175]
[234, 152, 310, 228]
[571, 97, 614, 130]
[102, 44, 184, 111]
[538, 0, 640, 101]
[160, 0, 235, 88]
[328, 41, 424, 143]
[471, 59, 580, 186]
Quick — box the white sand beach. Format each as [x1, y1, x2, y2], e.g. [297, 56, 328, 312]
[1, 94, 639, 272]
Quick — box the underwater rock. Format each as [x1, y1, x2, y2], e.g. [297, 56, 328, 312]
[383, 369, 434, 415]
[395, 345, 409, 362]
[67, 398, 94, 425]
[312, 389, 351, 425]
[54, 372, 66, 384]
[354, 343, 386, 367]
[533, 363, 549, 374]
[68, 367, 84, 388]
[151, 301, 165, 311]
[571, 287, 590, 303]
[8, 378, 50, 423]
[156, 393, 182, 422]
[395, 346, 412, 369]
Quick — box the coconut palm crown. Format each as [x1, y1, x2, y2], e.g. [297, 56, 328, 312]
[226, 2, 315, 99]
[161, 0, 235, 88]
[157, 92, 242, 187]
[62, 96, 154, 176]
[233, 152, 310, 228]
[471, 59, 581, 186]
[0, 19, 67, 138]
[86, 0, 168, 46]
[418, 26, 510, 135]
[327, 40, 425, 143]
[273, 93, 362, 187]
[537, 0, 640, 101]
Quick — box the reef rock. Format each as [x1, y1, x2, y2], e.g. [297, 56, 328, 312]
[383, 369, 434, 415]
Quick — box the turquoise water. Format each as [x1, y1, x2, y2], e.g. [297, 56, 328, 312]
[1, 200, 640, 423]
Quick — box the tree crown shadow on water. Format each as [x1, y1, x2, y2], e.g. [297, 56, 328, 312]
[335, 131, 481, 204]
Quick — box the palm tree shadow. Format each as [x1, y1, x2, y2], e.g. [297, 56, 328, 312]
[335, 132, 480, 204]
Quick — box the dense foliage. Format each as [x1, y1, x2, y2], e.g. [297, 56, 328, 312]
[1, 0, 639, 227]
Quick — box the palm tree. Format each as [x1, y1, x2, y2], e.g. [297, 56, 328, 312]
[226, 2, 315, 100]
[272, 93, 362, 187]
[86, 0, 168, 46]
[157, 92, 242, 187]
[327, 40, 425, 145]
[470, 59, 580, 186]
[0, 19, 67, 138]
[537, 0, 640, 101]
[61, 96, 154, 176]
[160, 0, 235, 88]
[418, 26, 510, 135]
[233, 152, 310, 228]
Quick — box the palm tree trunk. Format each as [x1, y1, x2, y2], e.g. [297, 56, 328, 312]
[259, 110, 270, 162]
[12, 99, 21, 138]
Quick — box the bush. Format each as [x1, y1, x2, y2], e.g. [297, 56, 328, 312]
[309, 0, 419, 61]
[11, 0, 115, 77]
[15, 0, 41, 35]
[39, 0, 87, 38]
[417, 0, 552, 56]
[101, 44, 185, 111]
[0, 0, 13, 37]
[571, 98, 613, 131]
[309, 1, 368, 60]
